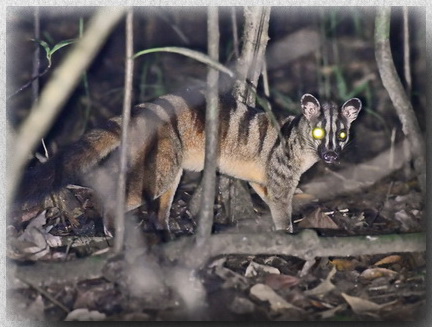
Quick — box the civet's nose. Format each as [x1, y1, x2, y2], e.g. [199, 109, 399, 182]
[322, 151, 339, 163]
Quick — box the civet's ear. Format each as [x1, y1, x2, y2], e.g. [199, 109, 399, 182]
[301, 93, 321, 121]
[341, 98, 362, 123]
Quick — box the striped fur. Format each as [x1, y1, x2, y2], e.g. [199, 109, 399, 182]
[18, 89, 361, 234]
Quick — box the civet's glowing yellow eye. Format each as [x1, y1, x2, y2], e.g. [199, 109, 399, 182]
[338, 130, 347, 140]
[312, 127, 326, 140]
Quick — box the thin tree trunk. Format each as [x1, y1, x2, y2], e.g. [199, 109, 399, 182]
[197, 7, 220, 245]
[233, 6, 271, 106]
[374, 7, 425, 194]
[114, 9, 134, 253]
[219, 7, 271, 226]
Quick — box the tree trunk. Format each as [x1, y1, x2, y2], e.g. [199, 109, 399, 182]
[220, 7, 271, 226]
[197, 7, 220, 245]
[374, 7, 425, 194]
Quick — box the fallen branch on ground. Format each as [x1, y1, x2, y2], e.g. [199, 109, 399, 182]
[10, 230, 424, 286]
[161, 229, 425, 269]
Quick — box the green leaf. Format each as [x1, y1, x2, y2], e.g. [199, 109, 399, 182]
[133, 46, 235, 78]
[50, 39, 76, 56]
[31, 39, 51, 57]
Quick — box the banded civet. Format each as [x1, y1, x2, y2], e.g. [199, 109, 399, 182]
[17, 89, 362, 234]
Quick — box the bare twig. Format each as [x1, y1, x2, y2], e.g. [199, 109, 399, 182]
[7, 62, 51, 100]
[261, 61, 270, 98]
[197, 7, 220, 245]
[32, 7, 40, 103]
[374, 7, 425, 194]
[389, 127, 396, 170]
[16, 275, 70, 313]
[403, 7, 412, 96]
[114, 9, 134, 253]
[8, 7, 125, 205]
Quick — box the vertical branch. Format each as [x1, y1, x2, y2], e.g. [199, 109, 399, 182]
[231, 7, 240, 59]
[32, 8, 48, 160]
[32, 7, 40, 103]
[403, 6, 412, 96]
[79, 17, 92, 134]
[197, 7, 220, 245]
[114, 9, 134, 253]
[375, 7, 425, 194]
[233, 6, 270, 106]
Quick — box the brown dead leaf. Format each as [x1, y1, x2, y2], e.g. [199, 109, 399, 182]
[19, 206, 43, 223]
[373, 255, 402, 267]
[360, 267, 397, 280]
[341, 292, 382, 315]
[298, 208, 340, 229]
[264, 273, 300, 290]
[330, 259, 359, 271]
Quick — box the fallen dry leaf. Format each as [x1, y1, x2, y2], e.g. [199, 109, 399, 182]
[318, 304, 347, 319]
[65, 308, 106, 321]
[341, 293, 397, 315]
[394, 210, 421, 232]
[330, 258, 359, 271]
[341, 292, 382, 315]
[245, 261, 280, 277]
[250, 283, 301, 312]
[298, 208, 340, 229]
[360, 267, 397, 280]
[373, 255, 402, 267]
[26, 294, 46, 320]
[264, 273, 300, 290]
[304, 267, 336, 297]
